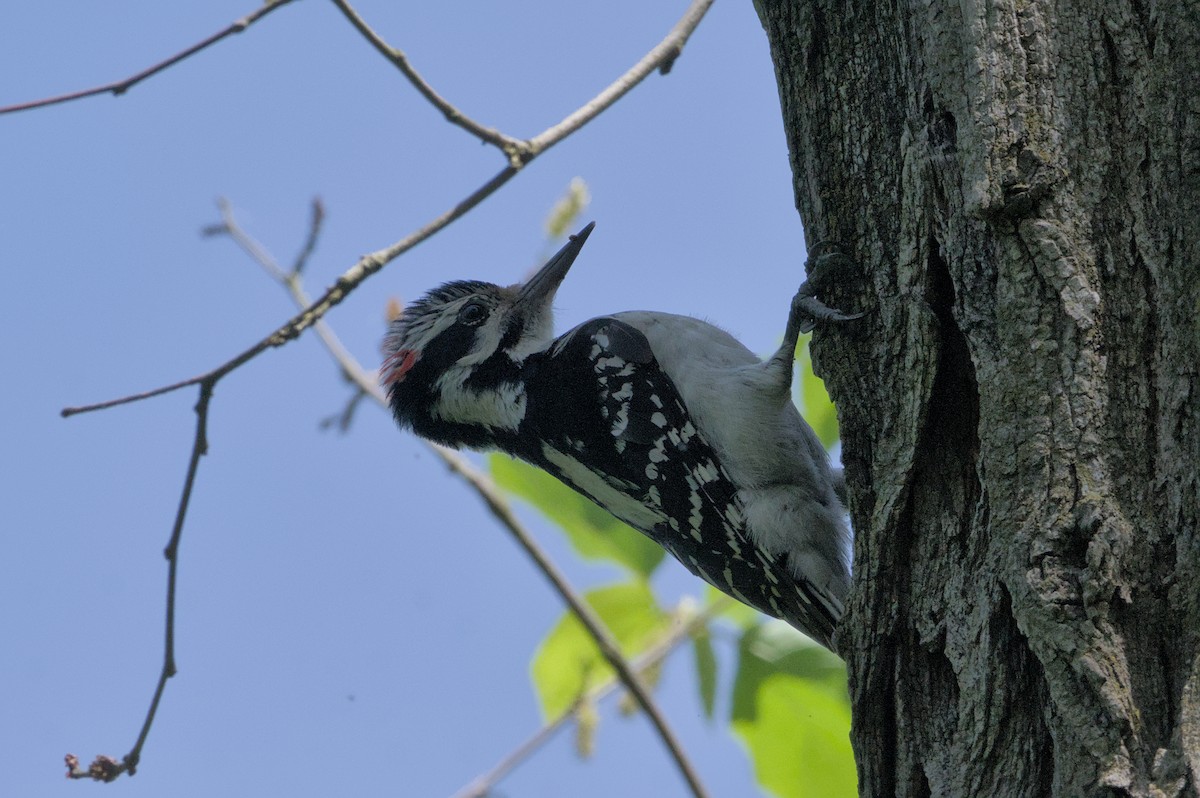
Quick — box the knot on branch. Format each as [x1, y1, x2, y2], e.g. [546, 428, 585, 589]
[65, 753, 126, 782]
[504, 140, 537, 169]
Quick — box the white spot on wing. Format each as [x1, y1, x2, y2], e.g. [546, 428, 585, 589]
[611, 406, 629, 437]
[692, 460, 719, 483]
[730, 586, 753, 607]
[688, 491, 704, 541]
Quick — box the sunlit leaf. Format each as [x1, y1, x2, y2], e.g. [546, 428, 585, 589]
[490, 454, 665, 577]
[731, 623, 855, 798]
[794, 333, 841, 449]
[530, 581, 669, 720]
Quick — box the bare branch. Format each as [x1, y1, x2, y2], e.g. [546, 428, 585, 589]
[450, 708, 572, 798]
[217, 0, 716, 371]
[450, 598, 734, 798]
[64, 0, 715, 417]
[291, 198, 325, 276]
[327, 0, 521, 157]
[60, 373, 206, 418]
[66, 379, 214, 781]
[433, 449, 711, 797]
[328, 0, 716, 168]
[216, 203, 712, 798]
[205, 198, 288, 282]
[319, 385, 369, 432]
[209, 198, 368, 389]
[67, 163, 516, 425]
[0, 0, 298, 117]
[527, 0, 716, 154]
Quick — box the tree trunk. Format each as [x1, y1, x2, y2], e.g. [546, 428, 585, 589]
[754, 1, 1200, 795]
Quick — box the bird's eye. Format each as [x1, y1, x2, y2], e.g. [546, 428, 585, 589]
[458, 301, 488, 326]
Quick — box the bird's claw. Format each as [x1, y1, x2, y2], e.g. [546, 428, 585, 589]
[791, 251, 865, 335]
[792, 295, 866, 334]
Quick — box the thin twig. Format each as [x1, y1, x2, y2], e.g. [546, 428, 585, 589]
[291, 198, 325, 275]
[453, 706, 573, 798]
[328, 0, 717, 168]
[66, 379, 214, 781]
[209, 197, 365, 387]
[214, 203, 712, 798]
[61, 169, 520, 423]
[435, 451, 710, 797]
[61, 373, 206, 418]
[0, 0, 298, 116]
[217, 0, 715, 375]
[327, 0, 521, 158]
[527, 0, 716, 153]
[450, 598, 733, 798]
[205, 198, 288, 282]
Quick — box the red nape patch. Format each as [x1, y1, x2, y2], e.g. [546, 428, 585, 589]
[381, 349, 420, 385]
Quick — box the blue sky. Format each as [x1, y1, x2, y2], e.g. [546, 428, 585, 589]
[2, 2, 824, 795]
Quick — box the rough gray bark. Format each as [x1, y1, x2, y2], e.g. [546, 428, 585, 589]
[753, 1, 1199, 796]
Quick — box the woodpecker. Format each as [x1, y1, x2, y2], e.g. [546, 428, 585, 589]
[383, 223, 860, 650]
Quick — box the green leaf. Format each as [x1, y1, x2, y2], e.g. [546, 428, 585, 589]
[731, 624, 855, 798]
[530, 581, 669, 720]
[795, 333, 840, 449]
[734, 675, 856, 798]
[731, 623, 848, 725]
[691, 625, 718, 720]
[490, 454, 664, 578]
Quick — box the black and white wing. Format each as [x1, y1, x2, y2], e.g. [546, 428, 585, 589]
[518, 317, 837, 646]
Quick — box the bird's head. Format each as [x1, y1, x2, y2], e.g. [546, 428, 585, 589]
[381, 222, 594, 447]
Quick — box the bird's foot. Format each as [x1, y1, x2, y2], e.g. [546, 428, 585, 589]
[790, 248, 866, 336]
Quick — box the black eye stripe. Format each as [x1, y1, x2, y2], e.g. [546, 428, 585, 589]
[458, 301, 488, 325]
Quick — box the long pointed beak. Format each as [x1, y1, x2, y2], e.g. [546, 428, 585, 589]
[514, 221, 595, 309]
